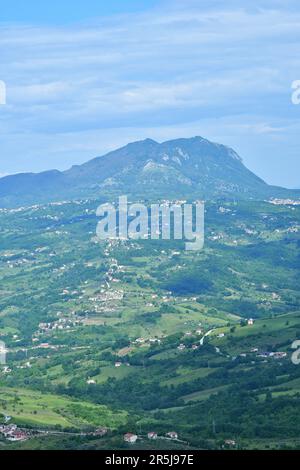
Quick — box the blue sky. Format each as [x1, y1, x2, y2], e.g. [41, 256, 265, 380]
[0, 0, 160, 24]
[0, 0, 300, 187]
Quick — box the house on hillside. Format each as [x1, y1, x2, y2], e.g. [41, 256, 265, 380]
[224, 439, 236, 447]
[7, 430, 28, 442]
[87, 379, 96, 385]
[273, 351, 287, 359]
[0, 424, 29, 442]
[148, 432, 158, 440]
[93, 427, 108, 437]
[124, 433, 138, 444]
[166, 431, 178, 440]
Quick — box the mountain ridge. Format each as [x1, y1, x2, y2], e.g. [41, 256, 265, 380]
[0, 136, 299, 207]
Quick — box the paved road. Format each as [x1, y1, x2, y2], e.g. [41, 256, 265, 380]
[199, 329, 214, 346]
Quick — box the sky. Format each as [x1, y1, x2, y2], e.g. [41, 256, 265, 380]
[0, 0, 300, 188]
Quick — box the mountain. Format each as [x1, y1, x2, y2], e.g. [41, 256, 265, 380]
[0, 136, 299, 207]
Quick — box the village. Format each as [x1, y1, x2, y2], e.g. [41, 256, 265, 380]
[0, 420, 110, 444]
[0, 423, 30, 442]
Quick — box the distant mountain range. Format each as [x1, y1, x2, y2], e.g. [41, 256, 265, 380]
[0, 136, 299, 207]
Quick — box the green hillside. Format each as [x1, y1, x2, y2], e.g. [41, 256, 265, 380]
[0, 196, 299, 449]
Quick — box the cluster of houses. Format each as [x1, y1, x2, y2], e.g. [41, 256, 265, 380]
[177, 328, 204, 351]
[86, 254, 126, 314]
[114, 361, 130, 368]
[236, 348, 288, 361]
[37, 317, 82, 334]
[0, 417, 109, 442]
[105, 260, 125, 282]
[5, 258, 31, 269]
[124, 431, 178, 444]
[269, 198, 300, 206]
[131, 337, 162, 347]
[223, 439, 237, 448]
[130, 329, 210, 353]
[0, 424, 30, 442]
[89, 289, 124, 313]
[177, 343, 199, 351]
[257, 351, 287, 359]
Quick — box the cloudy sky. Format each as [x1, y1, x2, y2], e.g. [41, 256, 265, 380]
[0, 0, 300, 187]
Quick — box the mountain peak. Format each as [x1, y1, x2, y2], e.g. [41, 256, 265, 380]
[142, 138, 158, 145]
[1, 135, 297, 207]
[127, 138, 158, 148]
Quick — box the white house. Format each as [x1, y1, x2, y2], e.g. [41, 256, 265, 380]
[166, 431, 178, 440]
[124, 433, 138, 443]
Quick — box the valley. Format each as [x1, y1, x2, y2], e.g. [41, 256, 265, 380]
[0, 195, 299, 450]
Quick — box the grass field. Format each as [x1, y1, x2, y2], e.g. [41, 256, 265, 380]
[0, 388, 128, 429]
